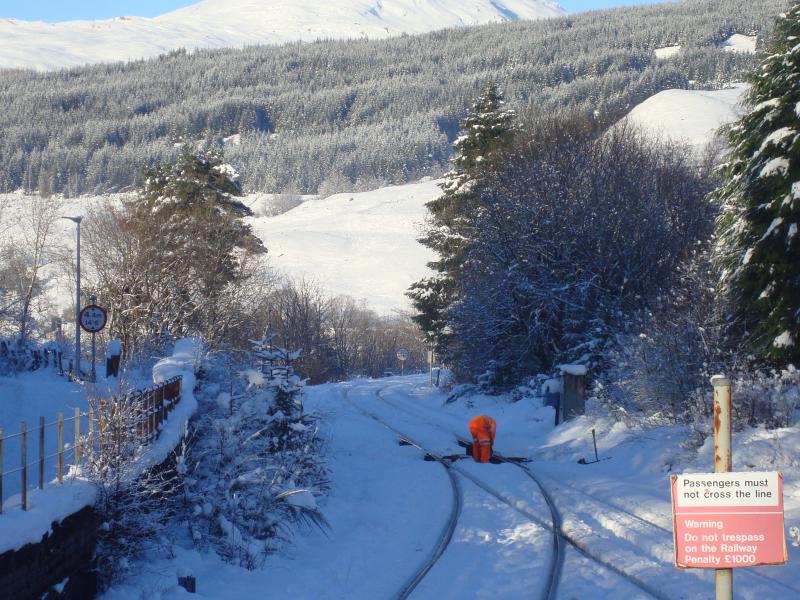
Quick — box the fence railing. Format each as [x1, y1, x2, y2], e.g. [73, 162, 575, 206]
[0, 376, 182, 514]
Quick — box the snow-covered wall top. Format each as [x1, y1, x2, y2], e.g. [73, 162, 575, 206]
[0, 0, 565, 71]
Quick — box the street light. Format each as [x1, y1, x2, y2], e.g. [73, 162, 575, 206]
[61, 216, 82, 374]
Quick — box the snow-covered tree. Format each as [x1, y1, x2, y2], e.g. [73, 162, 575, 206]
[449, 115, 713, 386]
[185, 341, 327, 568]
[713, 5, 800, 364]
[0, 196, 57, 347]
[85, 147, 268, 353]
[409, 83, 515, 352]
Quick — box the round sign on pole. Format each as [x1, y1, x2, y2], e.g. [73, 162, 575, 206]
[396, 348, 409, 361]
[79, 304, 108, 333]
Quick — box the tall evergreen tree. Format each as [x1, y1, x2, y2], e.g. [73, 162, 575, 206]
[713, 5, 800, 364]
[408, 83, 515, 352]
[88, 146, 267, 351]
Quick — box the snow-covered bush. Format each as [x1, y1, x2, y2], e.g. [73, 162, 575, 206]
[82, 388, 186, 590]
[596, 246, 726, 425]
[184, 344, 327, 568]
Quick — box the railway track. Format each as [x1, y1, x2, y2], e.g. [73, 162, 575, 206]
[341, 387, 563, 600]
[342, 385, 677, 600]
[372, 382, 800, 598]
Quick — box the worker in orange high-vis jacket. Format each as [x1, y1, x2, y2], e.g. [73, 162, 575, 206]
[468, 415, 496, 463]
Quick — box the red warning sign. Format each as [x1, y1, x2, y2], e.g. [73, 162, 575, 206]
[671, 472, 787, 569]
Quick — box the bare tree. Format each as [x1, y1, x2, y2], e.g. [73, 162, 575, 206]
[0, 195, 58, 344]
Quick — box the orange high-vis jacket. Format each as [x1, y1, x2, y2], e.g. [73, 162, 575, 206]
[468, 415, 496, 463]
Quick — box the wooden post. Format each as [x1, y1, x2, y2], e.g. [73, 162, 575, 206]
[88, 405, 95, 444]
[21, 422, 27, 511]
[146, 393, 152, 441]
[150, 393, 156, 440]
[160, 385, 167, 425]
[58, 412, 64, 484]
[155, 388, 161, 431]
[39, 416, 45, 489]
[712, 375, 733, 600]
[74, 407, 81, 466]
[99, 398, 106, 436]
[0, 428, 4, 514]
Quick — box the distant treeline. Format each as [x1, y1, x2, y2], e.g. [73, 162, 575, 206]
[0, 0, 787, 197]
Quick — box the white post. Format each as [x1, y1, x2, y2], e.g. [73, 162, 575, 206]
[75, 218, 81, 373]
[711, 375, 732, 600]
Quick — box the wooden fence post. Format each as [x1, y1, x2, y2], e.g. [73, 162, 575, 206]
[99, 399, 106, 437]
[74, 407, 81, 466]
[149, 392, 155, 441]
[157, 386, 164, 430]
[58, 412, 64, 484]
[39, 416, 45, 489]
[21, 422, 27, 511]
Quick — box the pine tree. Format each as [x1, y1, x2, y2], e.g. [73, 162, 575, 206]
[408, 83, 515, 353]
[106, 146, 267, 348]
[713, 5, 800, 364]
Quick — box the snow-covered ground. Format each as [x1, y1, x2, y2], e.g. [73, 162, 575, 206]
[100, 375, 800, 599]
[0, 0, 565, 71]
[654, 45, 681, 60]
[247, 179, 439, 314]
[0, 369, 87, 509]
[655, 34, 756, 60]
[623, 84, 749, 152]
[721, 34, 757, 54]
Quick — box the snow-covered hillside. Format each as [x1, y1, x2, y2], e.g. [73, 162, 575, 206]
[247, 180, 439, 314]
[0, 85, 752, 318]
[0, 179, 440, 317]
[623, 84, 749, 152]
[0, 0, 565, 71]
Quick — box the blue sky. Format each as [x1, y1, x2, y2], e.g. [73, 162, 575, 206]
[0, 1, 677, 22]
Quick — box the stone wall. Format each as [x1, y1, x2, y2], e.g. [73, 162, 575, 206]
[0, 505, 98, 600]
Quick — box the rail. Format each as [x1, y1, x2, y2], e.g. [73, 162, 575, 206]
[0, 375, 182, 513]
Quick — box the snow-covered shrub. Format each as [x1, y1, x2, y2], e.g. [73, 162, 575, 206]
[597, 246, 725, 425]
[184, 348, 327, 568]
[0, 338, 33, 374]
[726, 365, 800, 429]
[597, 244, 800, 430]
[82, 389, 186, 590]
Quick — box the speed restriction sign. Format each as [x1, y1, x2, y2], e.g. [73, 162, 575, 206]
[79, 304, 107, 333]
[396, 348, 409, 361]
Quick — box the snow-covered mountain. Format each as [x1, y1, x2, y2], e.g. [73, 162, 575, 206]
[0, 0, 565, 71]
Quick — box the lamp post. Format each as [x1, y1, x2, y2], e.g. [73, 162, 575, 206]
[61, 216, 82, 374]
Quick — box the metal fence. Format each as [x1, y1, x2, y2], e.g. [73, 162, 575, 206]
[0, 376, 182, 513]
